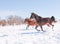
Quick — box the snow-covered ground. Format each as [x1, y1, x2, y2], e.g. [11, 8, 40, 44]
[0, 22, 60, 44]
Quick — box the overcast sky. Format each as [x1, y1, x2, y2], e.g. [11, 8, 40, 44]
[0, 0, 60, 19]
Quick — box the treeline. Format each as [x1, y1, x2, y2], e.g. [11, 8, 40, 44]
[0, 15, 24, 26]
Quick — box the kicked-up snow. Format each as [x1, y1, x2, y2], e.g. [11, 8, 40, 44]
[0, 22, 60, 44]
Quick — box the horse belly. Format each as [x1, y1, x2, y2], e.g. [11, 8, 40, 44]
[29, 22, 37, 26]
[41, 22, 48, 25]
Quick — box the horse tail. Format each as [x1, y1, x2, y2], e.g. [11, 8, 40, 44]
[51, 16, 55, 22]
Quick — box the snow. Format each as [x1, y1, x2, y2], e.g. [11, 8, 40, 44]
[0, 22, 60, 44]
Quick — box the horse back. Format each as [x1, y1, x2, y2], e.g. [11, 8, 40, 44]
[40, 18, 51, 25]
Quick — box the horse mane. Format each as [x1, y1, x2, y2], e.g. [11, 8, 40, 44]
[30, 12, 42, 23]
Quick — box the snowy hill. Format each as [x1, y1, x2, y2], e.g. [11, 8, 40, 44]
[0, 20, 60, 44]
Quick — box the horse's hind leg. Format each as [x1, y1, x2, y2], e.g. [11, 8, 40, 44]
[52, 24, 54, 29]
[50, 23, 54, 31]
[50, 23, 54, 29]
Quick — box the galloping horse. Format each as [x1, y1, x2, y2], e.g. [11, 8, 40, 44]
[24, 18, 38, 29]
[30, 13, 56, 31]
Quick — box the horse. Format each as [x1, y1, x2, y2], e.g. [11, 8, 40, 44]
[30, 13, 56, 31]
[24, 18, 38, 29]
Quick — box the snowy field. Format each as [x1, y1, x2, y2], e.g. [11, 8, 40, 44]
[0, 22, 60, 44]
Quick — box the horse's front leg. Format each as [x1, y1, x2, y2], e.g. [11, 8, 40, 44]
[40, 25, 43, 31]
[51, 24, 54, 31]
[35, 25, 40, 31]
[26, 25, 29, 30]
[39, 23, 43, 31]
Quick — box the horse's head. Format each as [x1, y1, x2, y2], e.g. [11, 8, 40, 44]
[24, 18, 28, 23]
[24, 18, 31, 24]
[30, 12, 42, 23]
[30, 12, 39, 19]
[30, 13, 35, 19]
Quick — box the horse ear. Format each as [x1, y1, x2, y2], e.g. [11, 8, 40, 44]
[31, 12, 34, 15]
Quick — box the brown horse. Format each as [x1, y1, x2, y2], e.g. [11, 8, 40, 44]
[24, 18, 38, 29]
[30, 13, 56, 31]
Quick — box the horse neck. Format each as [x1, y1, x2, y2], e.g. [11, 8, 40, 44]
[30, 13, 42, 22]
[30, 13, 38, 18]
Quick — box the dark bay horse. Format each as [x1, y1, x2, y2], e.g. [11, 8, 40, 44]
[30, 13, 56, 31]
